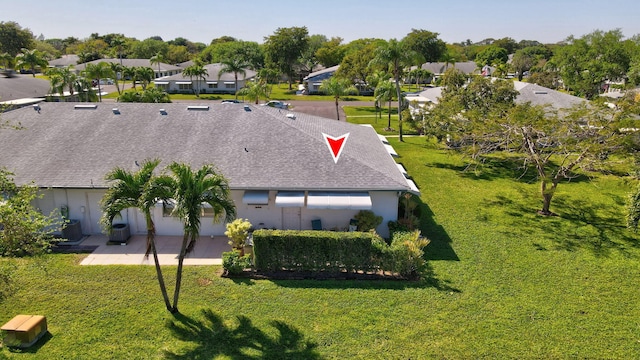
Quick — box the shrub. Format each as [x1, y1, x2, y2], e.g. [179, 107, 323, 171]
[387, 220, 410, 243]
[385, 230, 430, 279]
[354, 210, 383, 232]
[222, 250, 252, 276]
[225, 219, 252, 250]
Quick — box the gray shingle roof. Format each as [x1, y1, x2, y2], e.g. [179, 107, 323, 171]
[421, 61, 479, 75]
[0, 75, 50, 101]
[48, 55, 80, 67]
[160, 63, 256, 82]
[74, 59, 182, 72]
[0, 103, 410, 193]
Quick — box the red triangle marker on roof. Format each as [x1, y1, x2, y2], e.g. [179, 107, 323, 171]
[322, 133, 350, 163]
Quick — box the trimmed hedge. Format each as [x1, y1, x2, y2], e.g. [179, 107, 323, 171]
[253, 229, 385, 273]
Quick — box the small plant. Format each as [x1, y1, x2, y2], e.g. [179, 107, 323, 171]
[386, 230, 430, 279]
[225, 218, 252, 251]
[354, 210, 383, 232]
[222, 250, 252, 276]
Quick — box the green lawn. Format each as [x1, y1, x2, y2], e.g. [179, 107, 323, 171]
[2, 138, 640, 358]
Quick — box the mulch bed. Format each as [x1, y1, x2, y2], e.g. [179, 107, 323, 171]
[50, 245, 99, 254]
[223, 269, 409, 281]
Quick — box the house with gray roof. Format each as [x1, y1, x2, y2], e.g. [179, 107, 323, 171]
[48, 55, 80, 68]
[0, 74, 49, 108]
[303, 65, 340, 94]
[420, 61, 481, 77]
[74, 58, 182, 78]
[0, 103, 415, 238]
[153, 63, 256, 95]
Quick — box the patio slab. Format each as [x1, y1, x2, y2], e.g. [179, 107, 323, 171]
[79, 235, 229, 266]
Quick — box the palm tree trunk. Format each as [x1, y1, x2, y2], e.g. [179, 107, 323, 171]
[234, 73, 238, 100]
[388, 100, 392, 129]
[150, 231, 172, 312]
[171, 232, 190, 313]
[335, 97, 340, 121]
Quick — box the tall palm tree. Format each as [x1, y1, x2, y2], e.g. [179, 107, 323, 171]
[84, 61, 113, 102]
[237, 80, 270, 104]
[122, 66, 136, 90]
[15, 48, 48, 77]
[74, 76, 97, 102]
[46, 68, 65, 100]
[366, 70, 390, 120]
[166, 162, 236, 313]
[320, 76, 358, 121]
[111, 36, 125, 66]
[219, 58, 250, 99]
[109, 62, 124, 95]
[375, 79, 395, 129]
[100, 159, 173, 312]
[149, 52, 165, 79]
[370, 39, 415, 141]
[182, 64, 208, 97]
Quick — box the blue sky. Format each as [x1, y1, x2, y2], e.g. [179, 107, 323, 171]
[2, 0, 639, 45]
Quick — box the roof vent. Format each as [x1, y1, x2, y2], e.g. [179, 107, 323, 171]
[74, 104, 97, 110]
[243, 105, 251, 112]
[159, 109, 167, 115]
[534, 91, 548, 95]
[286, 113, 296, 120]
[187, 105, 209, 111]
[112, 108, 120, 115]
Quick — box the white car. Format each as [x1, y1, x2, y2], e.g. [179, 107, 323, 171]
[261, 100, 290, 109]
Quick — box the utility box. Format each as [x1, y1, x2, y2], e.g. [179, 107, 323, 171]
[1, 315, 48, 348]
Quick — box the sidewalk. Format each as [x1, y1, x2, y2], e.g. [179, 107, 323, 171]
[79, 235, 228, 266]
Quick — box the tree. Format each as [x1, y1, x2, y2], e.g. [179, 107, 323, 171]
[0, 22, 34, 56]
[299, 34, 327, 76]
[0, 169, 62, 257]
[181, 64, 208, 97]
[16, 48, 48, 77]
[338, 39, 386, 86]
[474, 45, 509, 68]
[110, 36, 126, 65]
[109, 62, 124, 95]
[199, 40, 264, 71]
[237, 80, 270, 104]
[130, 38, 168, 59]
[219, 58, 250, 99]
[84, 62, 113, 101]
[46, 66, 78, 101]
[118, 88, 171, 103]
[135, 67, 155, 90]
[402, 29, 446, 66]
[370, 39, 416, 141]
[320, 76, 358, 120]
[166, 163, 236, 313]
[315, 37, 346, 67]
[150, 52, 165, 78]
[100, 159, 173, 311]
[374, 79, 395, 128]
[551, 29, 631, 99]
[263, 26, 309, 89]
[431, 76, 626, 215]
[0, 52, 16, 71]
[366, 70, 391, 119]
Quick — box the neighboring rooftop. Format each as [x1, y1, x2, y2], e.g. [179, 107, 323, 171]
[0, 74, 50, 102]
[159, 63, 257, 82]
[48, 55, 80, 67]
[0, 103, 411, 193]
[74, 58, 182, 73]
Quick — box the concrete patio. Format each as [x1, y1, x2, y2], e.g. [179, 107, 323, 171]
[78, 235, 230, 266]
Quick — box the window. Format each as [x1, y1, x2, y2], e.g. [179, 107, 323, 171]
[178, 83, 192, 90]
[163, 201, 215, 217]
[155, 83, 169, 91]
[225, 83, 235, 89]
[208, 83, 218, 89]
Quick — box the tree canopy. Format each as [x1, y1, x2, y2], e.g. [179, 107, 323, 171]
[0, 22, 34, 56]
[263, 26, 309, 89]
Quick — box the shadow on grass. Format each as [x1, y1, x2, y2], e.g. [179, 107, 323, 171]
[164, 309, 321, 360]
[483, 189, 640, 257]
[417, 197, 459, 262]
[3, 331, 53, 355]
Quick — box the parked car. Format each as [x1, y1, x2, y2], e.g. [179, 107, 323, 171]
[261, 100, 290, 109]
[99, 78, 114, 85]
[221, 99, 243, 104]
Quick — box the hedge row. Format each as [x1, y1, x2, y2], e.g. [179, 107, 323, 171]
[252, 229, 384, 273]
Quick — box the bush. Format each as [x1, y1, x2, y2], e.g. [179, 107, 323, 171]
[222, 250, 252, 276]
[225, 218, 252, 250]
[385, 231, 430, 279]
[354, 210, 383, 232]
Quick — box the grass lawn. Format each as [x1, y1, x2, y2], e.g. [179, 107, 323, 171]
[344, 105, 421, 137]
[2, 139, 640, 358]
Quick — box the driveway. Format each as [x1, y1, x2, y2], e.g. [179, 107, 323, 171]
[288, 100, 374, 121]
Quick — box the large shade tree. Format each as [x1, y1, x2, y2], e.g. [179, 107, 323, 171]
[166, 163, 236, 313]
[263, 26, 309, 89]
[100, 159, 173, 311]
[0, 22, 34, 57]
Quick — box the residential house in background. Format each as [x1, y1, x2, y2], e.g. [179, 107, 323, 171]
[154, 63, 256, 95]
[0, 103, 416, 238]
[303, 65, 340, 94]
[74, 58, 183, 78]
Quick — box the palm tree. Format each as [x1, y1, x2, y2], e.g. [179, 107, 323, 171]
[375, 80, 395, 129]
[84, 62, 113, 102]
[122, 66, 136, 90]
[320, 76, 358, 121]
[46, 68, 65, 100]
[366, 70, 390, 120]
[237, 80, 270, 104]
[135, 67, 155, 90]
[74, 76, 97, 102]
[182, 64, 208, 97]
[166, 162, 236, 313]
[149, 52, 165, 79]
[0, 53, 16, 74]
[111, 36, 125, 66]
[15, 48, 48, 77]
[100, 159, 173, 312]
[370, 39, 415, 141]
[219, 58, 250, 99]
[109, 62, 124, 95]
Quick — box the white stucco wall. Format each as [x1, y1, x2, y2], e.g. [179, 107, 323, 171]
[35, 189, 399, 238]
